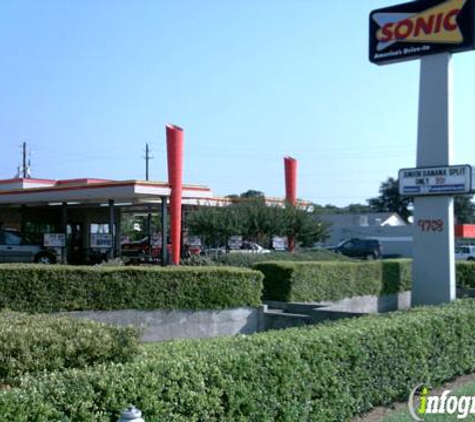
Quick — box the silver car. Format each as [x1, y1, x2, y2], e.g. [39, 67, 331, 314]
[455, 245, 475, 261]
[0, 229, 57, 264]
[229, 242, 271, 254]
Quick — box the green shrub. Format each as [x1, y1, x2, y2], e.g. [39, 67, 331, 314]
[0, 265, 263, 312]
[0, 311, 139, 385]
[2, 300, 475, 421]
[180, 255, 216, 266]
[456, 261, 475, 288]
[254, 259, 411, 302]
[214, 249, 353, 268]
[381, 259, 412, 293]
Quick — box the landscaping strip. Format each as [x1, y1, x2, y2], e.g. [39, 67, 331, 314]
[213, 249, 353, 267]
[454, 261, 475, 289]
[0, 311, 139, 385]
[254, 259, 412, 302]
[0, 264, 263, 312]
[2, 299, 475, 421]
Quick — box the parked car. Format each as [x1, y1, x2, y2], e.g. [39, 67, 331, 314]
[327, 238, 382, 260]
[455, 245, 475, 261]
[121, 237, 200, 264]
[202, 242, 270, 257]
[201, 246, 227, 257]
[230, 241, 271, 254]
[0, 229, 57, 264]
[121, 237, 160, 259]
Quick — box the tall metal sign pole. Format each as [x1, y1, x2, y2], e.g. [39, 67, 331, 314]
[413, 53, 454, 305]
[369, 0, 475, 306]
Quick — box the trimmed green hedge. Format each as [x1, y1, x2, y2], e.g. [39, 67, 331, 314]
[251, 259, 475, 302]
[2, 300, 475, 420]
[0, 311, 139, 385]
[254, 259, 412, 302]
[0, 265, 263, 312]
[213, 249, 353, 267]
[456, 261, 475, 288]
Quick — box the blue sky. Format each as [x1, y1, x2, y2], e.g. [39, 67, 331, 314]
[1, 0, 475, 207]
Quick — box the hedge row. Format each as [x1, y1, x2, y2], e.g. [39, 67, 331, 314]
[0, 265, 263, 312]
[251, 259, 475, 303]
[213, 249, 353, 267]
[455, 261, 475, 289]
[2, 299, 475, 421]
[254, 259, 412, 302]
[0, 311, 139, 385]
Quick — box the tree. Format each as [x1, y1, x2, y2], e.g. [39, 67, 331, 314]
[367, 177, 412, 222]
[121, 213, 163, 241]
[322, 204, 341, 213]
[239, 190, 265, 199]
[187, 206, 241, 247]
[280, 205, 330, 247]
[454, 195, 475, 224]
[346, 203, 371, 214]
[232, 198, 329, 247]
[187, 197, 329, 249]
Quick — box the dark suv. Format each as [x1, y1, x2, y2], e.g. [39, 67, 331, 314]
[329, 238, 382, 260]
[0, 229, 57, 264]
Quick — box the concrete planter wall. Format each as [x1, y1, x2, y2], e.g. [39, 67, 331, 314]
[263, 291, 412, 331]
[61, 292, 415, 342]
[61, 307, 266, 342]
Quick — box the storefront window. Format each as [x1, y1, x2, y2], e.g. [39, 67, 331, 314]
[90, 224, 110, 234]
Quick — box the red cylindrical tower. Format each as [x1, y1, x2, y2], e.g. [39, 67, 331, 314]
[284, 156, 297, 205]
[166, 124, 184, 265]
[284, 156, 298, 251]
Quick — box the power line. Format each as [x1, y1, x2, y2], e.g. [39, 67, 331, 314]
[30, 143, 415, 164]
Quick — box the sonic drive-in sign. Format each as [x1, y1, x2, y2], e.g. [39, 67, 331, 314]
[369, 0, 475, 64]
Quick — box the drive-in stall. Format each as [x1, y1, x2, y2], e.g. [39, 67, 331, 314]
[0, 177, 213, 264]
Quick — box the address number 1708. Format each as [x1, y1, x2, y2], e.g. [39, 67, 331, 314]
[417, 219, 444, 232]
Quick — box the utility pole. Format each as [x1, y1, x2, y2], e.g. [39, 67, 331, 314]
[145, 143, 153, 181]
[22, 142, 27, 178]
[144, 143, 154, 254]
[17, 142, 31, 178]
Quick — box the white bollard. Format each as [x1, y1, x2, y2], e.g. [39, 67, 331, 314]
[117, 406, 145, 422]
